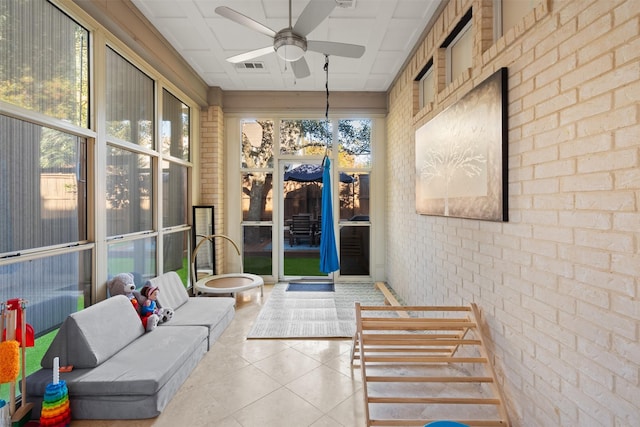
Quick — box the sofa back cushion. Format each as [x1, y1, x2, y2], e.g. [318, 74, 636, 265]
[41, 295, 145, 369]
[149, 271, 189, 309]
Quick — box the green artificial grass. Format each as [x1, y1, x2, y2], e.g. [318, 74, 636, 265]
[244, 256, 326, 276]
[0, 297, 84, 402]
[175, 257, 189, 284]
[284, 256, 323, 276]
[244, 255, 272, 275]
[245, 255, 326, 277]
[0, 329, 57, 402]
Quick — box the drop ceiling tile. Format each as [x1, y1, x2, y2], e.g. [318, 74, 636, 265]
[380, 18, 425, 51]
[364, 75, 391, 91]
[130, 0, 442, 91]
[132, 0, 187, 19]
[393, 0, 434, 19]
[153, 18, 207, 50]
[370, 50, 404, 74]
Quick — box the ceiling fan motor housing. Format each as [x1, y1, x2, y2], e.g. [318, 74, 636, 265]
[274, 29, 307, 62]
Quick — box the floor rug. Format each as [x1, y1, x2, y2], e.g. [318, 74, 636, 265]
[286, 282, 335, 292]
[247, 282, 389, 339]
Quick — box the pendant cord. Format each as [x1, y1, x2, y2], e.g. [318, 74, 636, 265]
[324, 54, 330, 161]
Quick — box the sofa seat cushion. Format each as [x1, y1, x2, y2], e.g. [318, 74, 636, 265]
[30, 325, 207, 397]
[162, 297, 235, 329]
[161, 297, 235, 347]
[41, 295, 144, 369]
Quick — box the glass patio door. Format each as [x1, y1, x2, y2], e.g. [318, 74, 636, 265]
[280, 160, 327, 280]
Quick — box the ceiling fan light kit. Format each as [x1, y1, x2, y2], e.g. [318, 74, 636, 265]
[274, 29, 307, 62]
[215, 0, 365, 79]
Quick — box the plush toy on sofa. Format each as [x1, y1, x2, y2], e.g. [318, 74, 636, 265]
[139, 284, 174, 324]
[106, 273, 160, 332]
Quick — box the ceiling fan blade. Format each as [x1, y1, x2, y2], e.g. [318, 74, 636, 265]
[226, 46, 275, 63]
[291, 57, 311, 79]
[307, 40, 365, 58]
[215, 6, 277, 38]
[293, 0, 337, 37]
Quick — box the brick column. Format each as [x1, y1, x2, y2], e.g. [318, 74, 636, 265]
[200, 105, 225, 273]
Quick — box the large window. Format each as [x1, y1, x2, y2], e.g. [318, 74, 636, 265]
[163, 161, 188, 227]
[239, 117, 373, 279]
[0, 0, 90, 322]
[104, 50, 191, 287]
[105, 50, 157, 282]
[280, 119, 331, 156]
[160, 89, 191, 228]
[495, 0, 537, 40]
[443, 9, 473, 84]
[242, 119, 274, 168]
[162, 89, 190, 161]
[106, 147, 153, 236]
[417, 62, 435, 110]
[107, 237, 156, 286]
[241, 120, 275, 276]
[106, 48, 154, 148]
[337, 119, 371, 276]
[0, 0, 91, 404]
[0, 0, 194, 403]
[0, 0, 89, 126]
[0, 116, 88, 252]
[161, 91, 191, 277]
[338, 119, 371, 169]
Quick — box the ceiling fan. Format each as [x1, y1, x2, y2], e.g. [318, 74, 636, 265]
[215, 0, 365, 79]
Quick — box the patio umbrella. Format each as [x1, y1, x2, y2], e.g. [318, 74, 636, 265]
[284, 163, 354, 183]
[319, 157, 340, 273]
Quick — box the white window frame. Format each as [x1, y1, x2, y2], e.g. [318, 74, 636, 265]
[446, 19, 473, 84]
[494, 0, 537, 41]
[419, 65, 435, 109]
[225, 114, 385, 283]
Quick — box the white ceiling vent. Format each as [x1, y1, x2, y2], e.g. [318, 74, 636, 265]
[335, 0, 356, 8]
[235, 62, 266, 70]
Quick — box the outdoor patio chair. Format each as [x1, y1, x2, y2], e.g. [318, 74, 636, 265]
[313, 215, 321, 246]
[289, 213, 313, 246]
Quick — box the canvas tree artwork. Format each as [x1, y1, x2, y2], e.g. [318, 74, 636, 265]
[415, 67, 508, 221]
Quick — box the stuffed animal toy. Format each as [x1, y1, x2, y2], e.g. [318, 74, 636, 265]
[139, 284, 174, 324]
[106, 273, 160, 332]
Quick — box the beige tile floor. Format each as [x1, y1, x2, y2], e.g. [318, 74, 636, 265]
[72, 284, 370, 427]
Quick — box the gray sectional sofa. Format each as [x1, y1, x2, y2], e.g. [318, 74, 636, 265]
[26, 272, 236, 420]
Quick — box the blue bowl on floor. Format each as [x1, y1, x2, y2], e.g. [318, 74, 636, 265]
[425, 422, 469, 427]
